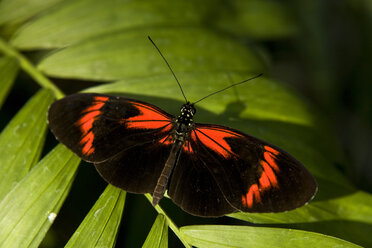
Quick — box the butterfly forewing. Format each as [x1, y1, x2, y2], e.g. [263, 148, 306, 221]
[184, 124, 317, 214]
[48, 93, 174, 163]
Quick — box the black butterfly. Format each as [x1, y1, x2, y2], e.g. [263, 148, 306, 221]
[47, 37, 317, 217]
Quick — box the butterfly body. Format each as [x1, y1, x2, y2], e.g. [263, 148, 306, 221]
[48, 93, 317, 217]
[152, 102, 196, 205]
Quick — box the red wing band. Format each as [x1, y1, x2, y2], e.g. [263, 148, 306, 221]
[75, 96, 109, 155]
[242, 146, 281, 208]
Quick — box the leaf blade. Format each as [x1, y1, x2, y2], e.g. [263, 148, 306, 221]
[181, 225, 362, 248]
[0, 89, 54, 200]
[0, 145, 80, 248]
[143, 214, 168, 248]
[37, 28, 263, 81]
[0, 56, 19, 109]
[0, 0, 63, 25]
[216, 0, 297, 39]
[11, 0, 215, 49]
[65, 185, 126, 248]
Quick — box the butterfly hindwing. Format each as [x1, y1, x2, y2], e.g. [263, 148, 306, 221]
[94, 140, 173, 194]
[48, 93, 174, 162]
[224, 131, 317, 212]
[169, 123, 317, 215]
[167, 147, 237, 217]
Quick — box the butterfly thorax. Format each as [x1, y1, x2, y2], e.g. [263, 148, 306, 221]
[175, 102, 196, 135]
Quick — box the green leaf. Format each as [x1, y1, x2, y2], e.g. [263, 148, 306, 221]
[143, 214, 168, 248]
[0, 89, 54, 200]
[0, 56, 19, 109]
[180, 225, 361, 248]
[10, 0, 215, 49]
[0, 0, 63, 25]
[0, 145, 80, 248]
[65, 185, 125, 248]
[37, 27, 263, 81]
[216, 0, 297, 39]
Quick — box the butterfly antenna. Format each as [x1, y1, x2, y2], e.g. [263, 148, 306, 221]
[148, 36, 188, 103]
[193, 73, 263, 105]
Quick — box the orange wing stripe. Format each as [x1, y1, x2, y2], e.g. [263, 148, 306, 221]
[245, 184, 261, 208]
[126, 102, 171, 129]
[264, 151, 280, 172]
[95, 96, 109, 102]
[264, 145, 279, 155]
[81, 101, 105, 113]
[260, 160, 278, 187]
[76, 111, 100, 133]
[80, 132, 95, 155]
[259, 171, 271, 190]
[75, 96, 108, 156]
[193, 127, 241, 158]
[242, 159, 280, 208]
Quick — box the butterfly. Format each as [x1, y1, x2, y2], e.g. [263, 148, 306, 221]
[47, 37, 317, 217]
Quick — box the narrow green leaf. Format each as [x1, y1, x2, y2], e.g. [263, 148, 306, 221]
[65, 185, 125, 248]
[180, 225, 361, 248]
[144, 194, 191, 248]
[0, 145, 80, 248]
[0, 37, 64, 99]
[29, 171, 74, 248]
[143, 214, 168, 248]
[0, 89, 54, 200]
[37, 27, 263, 81]
[0, 56, 19, 109]
[11, 0, 215, 49]
[0, 0, 63, 25]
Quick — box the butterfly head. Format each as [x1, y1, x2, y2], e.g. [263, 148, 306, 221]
[181, 102, 196, 115]
[176, 102, 196, 127]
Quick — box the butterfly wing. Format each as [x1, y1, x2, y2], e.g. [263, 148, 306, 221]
[48, 93, 174, 163]
[94, 140, 173, 194]
[48, 93, 176, 193]
[168, 123, 317, 216]
[168, 147, 237, 217]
